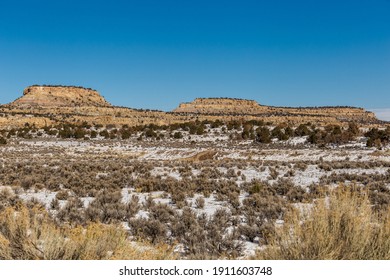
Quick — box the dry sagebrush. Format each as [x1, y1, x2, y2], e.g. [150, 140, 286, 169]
[256, 186, 390, 260]
[0, 205, 176, 260]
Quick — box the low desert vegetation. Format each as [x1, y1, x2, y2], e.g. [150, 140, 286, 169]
[256, 186, 390, 260]
[0, 119, 389, 259]
[0, 204, 176, 260]
[365, 127, 390, 148]
[2, 119, 387, 148]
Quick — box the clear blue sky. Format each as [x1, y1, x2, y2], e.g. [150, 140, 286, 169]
[0, 0, 389, 113]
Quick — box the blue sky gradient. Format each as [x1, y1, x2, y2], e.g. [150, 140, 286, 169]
[0, 0, 389, 112]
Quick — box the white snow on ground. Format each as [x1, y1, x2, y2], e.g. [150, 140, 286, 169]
[223, 151, 243, 159]
[186, 194, 227, 217]
[166, 171, 182, 180]
[187, 134, 230, 143]
[291, 165, 324, 187]
[286, 136, 308, 145]
[151, 167, 183, 180]
[9, 137, 390, 163]
[135, 210, 149, 219]
[338, 138, 367, 148]
[14, 188, 95, 209]
[19, 140, 92, 148]
[138, 147, 202, 160]
[242, 241, 259, 257]
[240, 168, 270, 182]
[18, 189, 57, 208]
[80, 197, 94, 208]
[121, 187, 141, 204]
[332, 167, 389, 175]
[121, 187, 167, 205]
[122, 188, 227, 218]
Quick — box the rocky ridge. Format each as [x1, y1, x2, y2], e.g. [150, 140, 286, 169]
[174, 98, 265, 115]
[0, 86, 381, 129]
[11, 85, 111, 107]
[174, 98, 377, 123]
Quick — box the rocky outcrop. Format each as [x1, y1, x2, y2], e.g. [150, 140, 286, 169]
[175, 98, 266, 115]
[0, 88, 381, 129]
[11, 85, 111, 107]
[174, 98, 378, 123]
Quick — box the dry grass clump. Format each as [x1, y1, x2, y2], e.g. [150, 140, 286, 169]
[245, 179, 300, 200]
[55, 190, 69, 200]
[129, 204, 243, 259]
[0, 205, 176, 260]
[256, 186, 390, 260]
[321, 172, 390, 186]
[171, 207, 243, 259]
[128, 203, 175, 244]
[0, 136, 7, 145]
[0, 188, 21, 211]
[238, 180, 290, 244]
[126, 195, 141, 218]
[129, 217, 167, 245]
[323, 160, 390, 170]
[85, 189, 126, 223]
[57, 197, 86, 225]
[195, 196, 205, 209]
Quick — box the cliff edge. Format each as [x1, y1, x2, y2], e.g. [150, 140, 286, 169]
[10, 85, 111, 107]
[173, 97, 378, 123]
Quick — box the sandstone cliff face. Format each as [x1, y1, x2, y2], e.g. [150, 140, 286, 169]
[0, 88, 381, 129]
[174, 98, 377, 123]
[11, 86, 111, 107]
[175, 98, 267, 115]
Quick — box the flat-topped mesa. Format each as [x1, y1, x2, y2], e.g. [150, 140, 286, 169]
[173, 97, 378, 123]
[10, 85, 111, 107]
[1, 89, 381, 129]
[174, 97, 266, 114]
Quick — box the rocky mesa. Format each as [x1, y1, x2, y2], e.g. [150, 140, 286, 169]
[11, 85, 111, 107]
[0, 86, 382, 129]
[174, 97, 378, 123]
[174, 98, 267, 115]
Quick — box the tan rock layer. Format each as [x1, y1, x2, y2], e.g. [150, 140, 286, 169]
[174, 98, 377, 123]
[0, 89, 381, 129]
[12, 86, 111, 107]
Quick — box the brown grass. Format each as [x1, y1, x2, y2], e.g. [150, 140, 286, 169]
[0, 205, 176, 260]
[256, 187, 390, 260]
